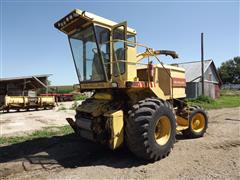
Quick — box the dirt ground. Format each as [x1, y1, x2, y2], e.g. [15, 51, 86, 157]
[0, 107, 239, 179]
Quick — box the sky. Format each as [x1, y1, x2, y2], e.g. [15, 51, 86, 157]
[1, 0, 239, 85]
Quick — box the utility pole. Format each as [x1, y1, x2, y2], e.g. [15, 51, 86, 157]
[201, 33, 205, 96]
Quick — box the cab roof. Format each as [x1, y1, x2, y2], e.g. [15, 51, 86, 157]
[54, 9, 136, 35]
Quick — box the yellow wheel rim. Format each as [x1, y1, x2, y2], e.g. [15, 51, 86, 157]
[191, 113, 205, 133]
[155, 116, 171, 146]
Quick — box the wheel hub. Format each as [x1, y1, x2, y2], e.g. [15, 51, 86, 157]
[191, 113, 205, 133]
[155, 116, 171, 146]
[194, 120, 200, 126]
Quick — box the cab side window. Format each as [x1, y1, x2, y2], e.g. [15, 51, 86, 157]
[113, 26, 125, 76]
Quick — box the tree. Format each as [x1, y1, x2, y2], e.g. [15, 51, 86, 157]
[218, 57, 240, 84]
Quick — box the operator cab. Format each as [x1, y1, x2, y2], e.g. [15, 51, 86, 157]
[54, 9, 137, 87]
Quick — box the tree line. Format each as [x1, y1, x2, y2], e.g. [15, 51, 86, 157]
[218, 56, 240, 84]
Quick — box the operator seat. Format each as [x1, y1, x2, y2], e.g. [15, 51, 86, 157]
[92, 52, 102, 81]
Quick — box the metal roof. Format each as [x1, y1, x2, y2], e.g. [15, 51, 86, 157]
[0, 74, 51, 82]
[55, 9, 136, 35]
[0, 74, 52, 90]
[177, 60, 213, 82]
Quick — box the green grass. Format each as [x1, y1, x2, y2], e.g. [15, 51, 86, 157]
[73, 94, 87, 101]
[188, 95, 240, 110]
[0, 125, 73, 146]
[220, 89, 240, 96]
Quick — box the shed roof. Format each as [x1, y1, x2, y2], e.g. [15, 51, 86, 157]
[177, 60, 222, 84]
[0, 74, 52, 89]
[0, 74, 51, 82]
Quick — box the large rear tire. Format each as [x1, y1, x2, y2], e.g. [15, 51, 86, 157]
[125, 98, 176, 161]
[182, 106, 208, 138]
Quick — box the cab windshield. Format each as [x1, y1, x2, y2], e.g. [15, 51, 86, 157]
[69, 25, 110, 82]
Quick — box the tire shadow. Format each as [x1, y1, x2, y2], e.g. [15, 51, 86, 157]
[175, 134, 200, 141]
[1, 108, 53, 114]
[0, 134, 148, 171]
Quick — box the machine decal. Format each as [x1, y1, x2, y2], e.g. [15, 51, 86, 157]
[172, 78, 186, 87]
[126, 81, 156, 88]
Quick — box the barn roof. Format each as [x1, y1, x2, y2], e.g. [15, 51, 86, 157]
[0, 74, 51, 82]
[177, 59, 222, 85]
[0, 74, 52, 89]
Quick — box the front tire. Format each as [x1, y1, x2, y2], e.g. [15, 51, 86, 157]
[125, 98, 176, 161]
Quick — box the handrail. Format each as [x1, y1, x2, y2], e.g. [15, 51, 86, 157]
[100, 39, 186, 106]
[102, 39, 149, 49]
[103, 60, 148, 66]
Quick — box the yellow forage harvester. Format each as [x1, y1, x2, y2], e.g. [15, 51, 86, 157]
[54, 9, 208, 161]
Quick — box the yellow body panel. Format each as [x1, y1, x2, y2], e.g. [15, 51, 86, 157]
[150, 86, 168, 100]
[77, 99, 110, 117]
[176, 115, 189, 126]
[126, 46, 137, 81]
[94, 92, 113, 100]
[80, 82, 113, 89]
[176, 116, 189, 131]
[170, 70, 186, 78]
[105, 110, 124, 149]
[172, 88, 186, 99]
[176, 125, 189, 131]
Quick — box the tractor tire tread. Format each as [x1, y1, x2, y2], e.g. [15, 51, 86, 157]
[125, 98, 176, 161]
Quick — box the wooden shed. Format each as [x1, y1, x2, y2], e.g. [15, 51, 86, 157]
[177, 60, 222, 99]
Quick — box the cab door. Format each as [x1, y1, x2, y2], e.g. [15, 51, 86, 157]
[111, 22, 127, 80]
